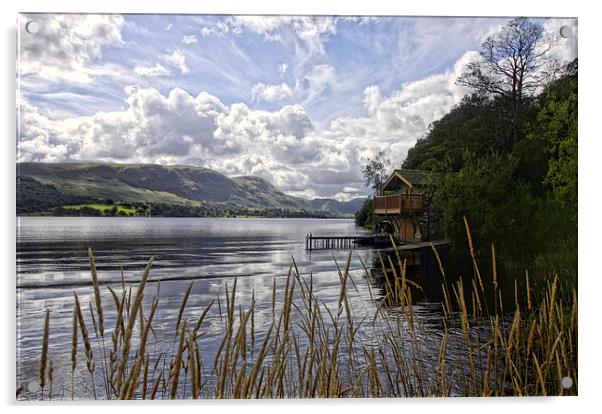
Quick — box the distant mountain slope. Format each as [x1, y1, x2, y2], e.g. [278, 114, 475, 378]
[16, 163, 344, 215]
[231, 176, 312, 210]
[309, 197, 365, 218]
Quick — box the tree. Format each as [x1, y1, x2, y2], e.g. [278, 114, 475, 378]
[457, 17, 559, 142]
[403, 93, 516, 172]
[361, 151, 391, 195]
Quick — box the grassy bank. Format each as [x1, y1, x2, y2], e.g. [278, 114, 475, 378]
[20, 223, 577, 400]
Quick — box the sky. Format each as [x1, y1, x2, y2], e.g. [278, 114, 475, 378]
[17, 14, 577, 201]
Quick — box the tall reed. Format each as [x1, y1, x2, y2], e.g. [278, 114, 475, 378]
[39, 309, 49, 399]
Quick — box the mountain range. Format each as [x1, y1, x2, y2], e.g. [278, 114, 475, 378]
[16, 163, 365, 218]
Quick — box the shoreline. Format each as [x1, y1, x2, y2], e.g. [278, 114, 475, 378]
[17, 215, 354, 220]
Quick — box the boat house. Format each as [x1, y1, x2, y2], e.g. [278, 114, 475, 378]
[373, 169, 442, 243]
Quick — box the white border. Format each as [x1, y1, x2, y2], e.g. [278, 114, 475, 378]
[2, 1, 600, 413]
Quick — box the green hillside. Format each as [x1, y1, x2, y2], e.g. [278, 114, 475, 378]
[16, 162, 362, 218]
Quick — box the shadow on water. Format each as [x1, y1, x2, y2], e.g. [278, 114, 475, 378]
[367, 243, 452, 305]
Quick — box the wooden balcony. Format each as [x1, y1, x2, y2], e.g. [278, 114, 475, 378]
[373, 193, 424, 215]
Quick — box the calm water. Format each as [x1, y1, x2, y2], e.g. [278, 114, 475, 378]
[16, 217, 381, 397]
[16, 217, 488, 399]
[17, 217, 372, 288]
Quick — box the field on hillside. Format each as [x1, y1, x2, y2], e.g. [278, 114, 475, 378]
[62, 204, 140, 215]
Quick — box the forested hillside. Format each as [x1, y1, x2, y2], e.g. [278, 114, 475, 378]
[361, 58, 578, 279]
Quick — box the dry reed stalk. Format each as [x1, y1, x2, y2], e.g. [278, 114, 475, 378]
[438, 332, 448, 396]
[108, 287, 126, 395]
[88, 248, 104, 336]
[195, 345, 204, 396]
[169, 321, 187, 399]
[74, 293, 96, 399]
[39, 309, 50, 397]
[142, 353, 150, 400]
[88, 302, 99, 337]
[533, 353, 546, 395]
[150, 371, 162, 400]
[120, 266, 125, 292]
[121, 297, 159, 399]
[192, 300, 214, 340]
[113, 257, 153, 394]
[272, 277, 276, 316]
[243, 323, 274, 398]
[48, 360, 54, 400]
[71, 305, 77, 400]
[491, 244, 498, 290]
[175, 281, 193, 336]
[463, 217, 486, 301]
[188, 338, 199, 399]
[88, 249, 112, 400]
[430, 242, 446, 279]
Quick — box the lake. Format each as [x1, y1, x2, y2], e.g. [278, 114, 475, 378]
[16, 216, 488, 399]
[17, 217, 379, 397]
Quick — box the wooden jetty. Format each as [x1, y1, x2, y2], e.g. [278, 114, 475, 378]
[306, 233, 449, 252]
[305, 233, 391, 251]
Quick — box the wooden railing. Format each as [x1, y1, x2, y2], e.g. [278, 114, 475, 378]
[373, 193, 424, 215]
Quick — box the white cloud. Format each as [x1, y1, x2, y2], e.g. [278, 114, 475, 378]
[295, 64, 339, 107]
[278, 62, 289, 78]
[165, 23, 172, 31]
[228, 16, 336, 58]
[304, 64, 336, 94]
[251, 82, 293, 102]
[17, 51, 475, 198]
[18, 14, 124, 83]
[18, 95, 68, 162]
[134, 63, 170, 77]
[200, 21, 233, 37]
[162, 50, 189, 74]
[182, 35, 198, 44]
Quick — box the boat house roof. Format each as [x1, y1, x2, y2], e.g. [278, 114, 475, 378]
[382, 169, 443, 192]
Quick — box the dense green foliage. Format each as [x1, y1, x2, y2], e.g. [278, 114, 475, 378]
[404, 94, 519, 172]
[16, 177, 94, 215]
[147, 204, 333, 218]
[530, 60, 578, 215]
[40, 201, 335, 219]
[370, 59, 577, 279]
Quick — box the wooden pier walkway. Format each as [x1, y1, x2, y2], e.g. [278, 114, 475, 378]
[305, 233, 391, 251]
[305, 234, 450, 252]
